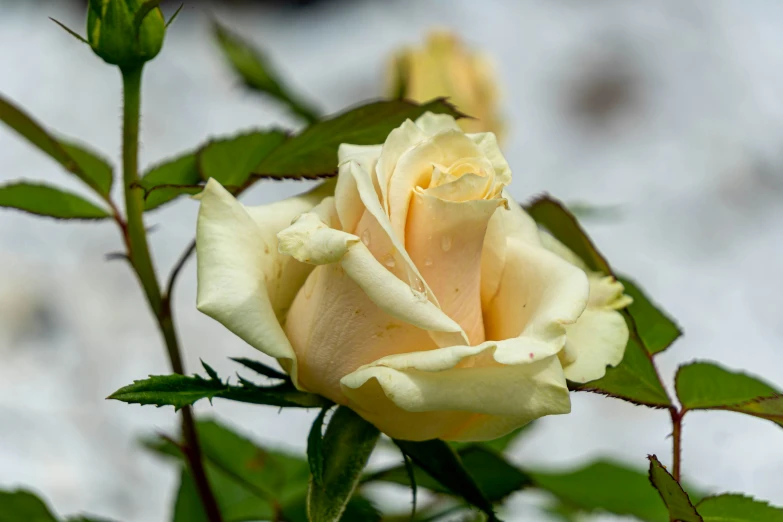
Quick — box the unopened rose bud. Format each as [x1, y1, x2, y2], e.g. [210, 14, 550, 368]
[390, 30, 504, 139]
[87, 0, 165, 68]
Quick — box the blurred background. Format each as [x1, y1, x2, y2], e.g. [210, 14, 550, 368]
[1, 0, 783, 520]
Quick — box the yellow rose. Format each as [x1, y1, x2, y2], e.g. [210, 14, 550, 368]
[390, 31, 503, 138]
[196, 113, 629, 441]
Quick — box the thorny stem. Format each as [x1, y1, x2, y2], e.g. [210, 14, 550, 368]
[670, 407, 684, 482]
[121, 66, 223, 522]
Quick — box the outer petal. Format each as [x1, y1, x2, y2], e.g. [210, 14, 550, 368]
[340, 338, 571, 441]
[561, 309, 628, 383]
[483, 238, 590, 358]
[196, 179, 330, 385]
[538, 232, 632, 383]
[414, 112, 462, 134]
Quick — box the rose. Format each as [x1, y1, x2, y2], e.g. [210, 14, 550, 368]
[389, 30, 503, 138]
[196, 113, 629, 441]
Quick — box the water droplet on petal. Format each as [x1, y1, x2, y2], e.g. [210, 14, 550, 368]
[424, 257, 433, 267]
[361, 229, 371, 246]
[441, 235, 452, 252]
[383, 254, 396, 268]
[409, 275, 427, 301]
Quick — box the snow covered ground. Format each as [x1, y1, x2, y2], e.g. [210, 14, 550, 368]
[1, 0, 782, 520]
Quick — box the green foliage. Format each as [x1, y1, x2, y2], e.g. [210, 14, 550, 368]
[0, 183, 110, 219]
[526, 195, 611, 273]
[151, 419, 378, 521]
[697, 494, 783, 521]
[307, 407, 331, 486]
[531, 459, 670, 522]
[394, 440, 500, 520]
[140, 99, 464, 210]
[254, 98, 465, 179]
[308, 406, 380, 522]
[86, 0, 166, 68]
[676, 361, 783, 426]
[574, 337, 672, 407]
[368, 444, 530, 505]
[619, 277, 681, 355]
[647, 455, 702, 522]
[138, 130, 286, 210]
[139, 152, 200, 210]
[0, 490, 58, 522]
[229, 357, 288, 380]
[199, 130, 288, 186]
[451, 425, 530, 455]
[0, 95, 113, 198]
[108, 361, 331, 409]
[212, 20, 320, 123]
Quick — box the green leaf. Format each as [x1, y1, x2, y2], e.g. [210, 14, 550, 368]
[676, 362, 783, 426]
[162, 420, 309, 522]
[108, 370, 330, 410]
[0, 182, 110, 220]
[526, 195, 611, 274]
[0, 95, 113, 197]
[619, 277, 681, 355]
[213, 20, 320, 123]
[139, 152, 200, 210]
[697, 494, 783, 521]
[253, 98, 466, 179]
[530, 459, 670, 522]
[647, 455, 702, 522]
[197, 130, 287, 186]
[308, 407, 331, 486]
[451, 425, 530, 455]
[394, 440, 499, 520]
[139, 130, 287, 210]
[308, 406, 380, 522]
[573, 337, 672, 408]
[0, 489, 58, 522]
[229, 357, 287, 380]
[366, 444, 529, 504]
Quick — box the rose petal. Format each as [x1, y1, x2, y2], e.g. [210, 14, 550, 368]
[414, 112, 462, 135]
[277, 205, 466, 347]
[340, 338, 571, 441]
[561, 308, 629, 383]
[336, 144, 381, 233]
[387, 130, 484, 243]
[406, 190, 503, 345]
[480, 196, 544, 308]
[483, 237, 589, 356]
[196, 179, 331, 385]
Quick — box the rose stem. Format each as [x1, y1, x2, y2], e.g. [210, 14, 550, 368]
[120, 65, 223, 522]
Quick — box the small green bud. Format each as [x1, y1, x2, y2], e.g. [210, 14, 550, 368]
[87, 0, 166, 69]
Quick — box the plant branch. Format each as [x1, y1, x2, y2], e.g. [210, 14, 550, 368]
[120, 66, 223, 522]
[670, 408, 684, 482]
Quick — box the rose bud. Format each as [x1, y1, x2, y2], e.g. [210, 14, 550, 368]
[390, 30, 504, 139]
[195, 113, 630, 441]
[87, 0, 165, 68]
